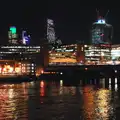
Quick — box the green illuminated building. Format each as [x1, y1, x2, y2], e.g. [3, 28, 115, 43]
[8, 26, 18, 44]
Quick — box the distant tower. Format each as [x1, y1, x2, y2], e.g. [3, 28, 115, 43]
[47, 19, 56, 44]
[8, 26, 18, 44]
[91, 10, 113, 44]
[22, 31, 30, 45]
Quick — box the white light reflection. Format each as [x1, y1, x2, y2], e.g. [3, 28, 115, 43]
[109, 84, 112, 90]
[100, 78, 105, 88]
[109, 78, 111, 84]
[60, 80, 63, 86]
[0, 83, 29, 119]
[60, 72, 63, 75]
[109, 78, 112, 90]
[8, 89, 14, 99]
[114, 78, 118, 91]
[30, 81, 35, 86]
[115, 84, 118, 91]
[59, 80, 63, 95]
[115, 78, 117, 84]
[95, 89, 113, 119]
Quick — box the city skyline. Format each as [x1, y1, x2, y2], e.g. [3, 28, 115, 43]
[0, 2, 119, 45]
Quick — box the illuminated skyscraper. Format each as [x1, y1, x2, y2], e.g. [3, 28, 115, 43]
[22, 31, 30, 45]
[47, 19, 56, 44]
[89, 14, 113, 64]
[8, 26, 18, 44]
[91, 17, 113, 44]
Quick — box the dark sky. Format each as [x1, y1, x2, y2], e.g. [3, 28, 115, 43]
[0, 1, 119, 44]
[48, 3, 119, 44]
[0, 0, 45, 45]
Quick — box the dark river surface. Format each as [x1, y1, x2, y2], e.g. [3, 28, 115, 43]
[0, 77, 120, 120]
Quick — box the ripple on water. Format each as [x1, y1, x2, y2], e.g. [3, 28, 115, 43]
[0, 78, 119, 120]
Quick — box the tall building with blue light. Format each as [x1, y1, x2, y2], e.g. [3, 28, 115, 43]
[91, 16, 113, 45]
[89, 16, 113, 64]
[22, 31, 30, 45]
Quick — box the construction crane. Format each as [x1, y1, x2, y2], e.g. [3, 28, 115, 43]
[96, 9, 109, 19]
[104, 10, 109, 23]
[96, 9, 99, 19]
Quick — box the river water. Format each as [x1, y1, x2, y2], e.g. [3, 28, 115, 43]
[0, 78, 120, 120]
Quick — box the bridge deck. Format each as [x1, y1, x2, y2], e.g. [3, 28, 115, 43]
[45, 65, 120, 71]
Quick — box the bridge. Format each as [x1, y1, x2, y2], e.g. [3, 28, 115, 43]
[42, 65, 120, 78]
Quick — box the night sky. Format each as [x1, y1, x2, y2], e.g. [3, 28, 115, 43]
[0, 1, 119, 45]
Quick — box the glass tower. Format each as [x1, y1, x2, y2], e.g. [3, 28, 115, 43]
[47, 19, 56, 44]
[8, 26, 18, 44]
[91, 17, 113, 45]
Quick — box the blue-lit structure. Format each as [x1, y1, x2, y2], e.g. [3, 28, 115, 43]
[96, 19, 106, 24]
[22, 31, 30, 45]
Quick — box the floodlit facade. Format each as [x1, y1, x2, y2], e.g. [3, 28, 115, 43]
[84, 44, 111, 65]
[49, 44, 78, 65]
[49, 43, 120, 65]
[0, 45, 40, 53]
[0, 60, 36, 76]
[111, 45, 120, 64]
[0, 45, 41, 69]
[0, 45, 40, 59]
[49, 44, 85, 65]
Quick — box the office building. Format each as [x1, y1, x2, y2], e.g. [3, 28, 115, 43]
[22, 31, 30, 45]
[8, 26, 18, 44]
[0, 60, 36, 76]
[0, 45, 40, 60]
[84, 44, 111, 65]
[47, 19, 56, 44]
[49, 43, 120, 65]
[91, 17, 113, 45]
[49, 44, 85, 65]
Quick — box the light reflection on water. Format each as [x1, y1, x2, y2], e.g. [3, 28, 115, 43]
[0, 83, 29, 119]
[0, 78, 120, 119]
